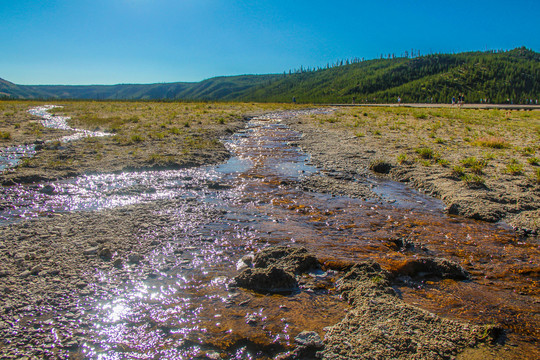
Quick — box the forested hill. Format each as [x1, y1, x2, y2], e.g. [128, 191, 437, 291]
[1, 47, 539, 103]
[238, 47, 540, 104]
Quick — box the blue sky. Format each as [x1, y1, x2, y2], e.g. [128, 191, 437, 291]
[1, 0, 539, 85]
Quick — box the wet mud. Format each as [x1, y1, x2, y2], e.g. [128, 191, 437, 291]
[0, 108, 538, 359]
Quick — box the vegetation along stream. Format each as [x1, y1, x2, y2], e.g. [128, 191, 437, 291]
[0, 106, 538, 359]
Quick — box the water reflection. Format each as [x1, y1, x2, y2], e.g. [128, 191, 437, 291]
[2, 108, 539, 358]
[0, 106, 110, 173]
[28, 105, 109, 142]
[0, 144, 36, 171]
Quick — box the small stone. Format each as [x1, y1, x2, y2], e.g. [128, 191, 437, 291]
[113, 258, 123, 269]
[39, 184, 55, 195]
[128, 253, 143, 264]
[19, 270, 32, 278]
[295, 331, 324, 348]
[30, 264, 43, 274]
[83, 247, 99, 256]
[98, 247, 112, 260]
[232, 266, 298, 294]
[205, 351, 221, 360]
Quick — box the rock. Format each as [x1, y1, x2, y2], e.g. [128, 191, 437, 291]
[321, 260, 497, 360]
[30, 264, 43, 275]
[128, 253, 143, 264]
[232, 246, 323, 294]
[39, 184, 55, 195]
[253, 246, 320, 274]
[369, 159, 393, 174]
[446, 200, 504, 223]
[204, 351, 221, 360]
[276, 332, 324, 360]
[19, 270, 32, 278]
[294, 331, 324, 349]
[232, 266, 298, 294]
[207, 181, 232, 190]
[98, 247, 112, 260]
[83, 247, 99, 255]
[394, 257, 470, 280]
[113, 258, 123, 269]
[385, 237, 415, 251]
[236, 254, 254, 270]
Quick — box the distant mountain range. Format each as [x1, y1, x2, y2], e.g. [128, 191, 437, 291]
[1, 47, 539, 103]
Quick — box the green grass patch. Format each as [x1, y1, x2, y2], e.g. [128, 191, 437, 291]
[504, 161, 524, 175]
[415, 147, 436, 159]
[530, 168, 540, 185]
[451, 166, 466, 177]
[460, 157, 488, 174]
[461, 173, 485, 187]
[437, 158, 450, 167]
[397, 153, 408, 164]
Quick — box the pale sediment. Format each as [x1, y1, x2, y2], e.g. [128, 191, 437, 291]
[285, 117, 540, 237]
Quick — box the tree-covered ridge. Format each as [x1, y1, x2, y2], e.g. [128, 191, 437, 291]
[239, 47, 540, 104]
[1, 47, 539, 103]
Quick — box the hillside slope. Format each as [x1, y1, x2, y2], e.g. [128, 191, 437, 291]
[1, 47, 538, 103]
[237, 47, 540, 103]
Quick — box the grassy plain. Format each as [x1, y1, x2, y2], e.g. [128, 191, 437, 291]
[0, 100, 299, 184]
[311, 106, 540, 182]
[293, 106, 540, 232]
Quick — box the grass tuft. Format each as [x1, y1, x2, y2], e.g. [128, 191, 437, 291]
[473, 136, 510, 149]
[415, 147, 436, 159]
[461, 174, 486, 187]
[504, 162, 523, 175]
[530, 168, 540, 185]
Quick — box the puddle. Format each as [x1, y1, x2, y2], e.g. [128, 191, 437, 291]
[1, 108, 539, 359]
[369, 175, 444, 211]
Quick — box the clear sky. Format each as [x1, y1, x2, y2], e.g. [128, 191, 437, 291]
[1, 0, 539, 85]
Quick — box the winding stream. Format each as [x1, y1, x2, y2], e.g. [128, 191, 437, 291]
[1, 107, 539, 359]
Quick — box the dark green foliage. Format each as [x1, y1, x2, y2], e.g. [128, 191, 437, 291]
[240, 47, 540, 104]
[1, 47, 539, 103]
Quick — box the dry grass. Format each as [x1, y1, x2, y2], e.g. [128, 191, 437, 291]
[301, 106, 540, 185]
[473, 136, 510, 149]
[0, 100, 304, 177]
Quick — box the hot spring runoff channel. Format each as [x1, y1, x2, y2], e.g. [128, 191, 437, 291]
[0, 107, 538, 359]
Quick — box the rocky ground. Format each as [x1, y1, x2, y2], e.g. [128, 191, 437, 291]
[285, 106, 540, 238]
[232, 246, 503, 360]
[0, 197, 231, 359]
[1, 103, 538, 359]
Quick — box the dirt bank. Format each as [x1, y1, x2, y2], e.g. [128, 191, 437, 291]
[286, 106, 540, 236]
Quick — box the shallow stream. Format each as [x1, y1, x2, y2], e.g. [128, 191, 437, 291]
[1, 108, 539, 359]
